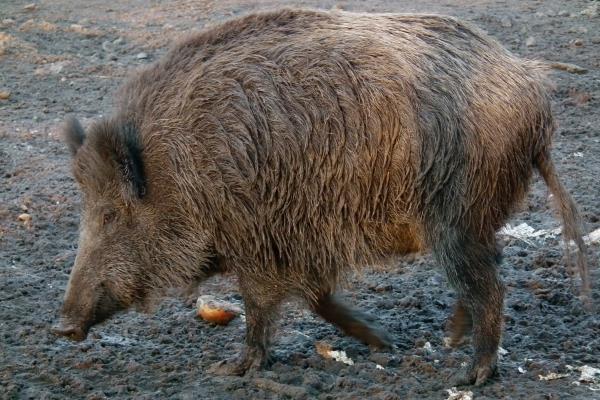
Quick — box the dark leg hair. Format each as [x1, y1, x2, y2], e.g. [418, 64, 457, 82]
[311, 292, 392, 350]
[430, 226, 505, 386]
[210, 276, 282, 376]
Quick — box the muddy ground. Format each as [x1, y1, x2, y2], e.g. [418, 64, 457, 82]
[1, 0, 599, 399]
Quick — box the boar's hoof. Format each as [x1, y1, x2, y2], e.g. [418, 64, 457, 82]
[452, 356, 498, 386]
[209, 348, 272, 376]
[365, 327, 394, 351]
[51, 323, 87, 342]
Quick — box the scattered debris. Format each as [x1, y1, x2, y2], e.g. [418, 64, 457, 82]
[446, 387, 473, 400]
[499, 223, 560, 244]
[526, 36, 536, 47]
[423, 342, 435, 353]
[539, 372, 570, 381]
[196, 295, 241, 326]
[549, 62, 588, 74]
[67, 24, 102, 37]
[570, 38, 584, 47]
[376, 364, 384, 370]
[34, 61, 68, 76]
[498, 347, 508, 356]
[1, 19, 16, 27]
[581, 4, 598, 18]
[586, 228, 600, 244]
[578, 365, 600, 384]
[315, 341, 354, 365]
[518, 366, 527, 374]
[136, 52, 148, 60]
[573, 152, 584, 157]
[18, 213, 32, 228]
[0, 91, 10, 100]
[500, 16, 513, 28]
[567, 365, 600, 391]
[253, 378, 308, 399]
[19, 19, 58, 32]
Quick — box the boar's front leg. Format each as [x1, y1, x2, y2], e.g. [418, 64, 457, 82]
[431, 226, 504, 386]
[311, 292, 393, 350]
[211, 276, 282, 376]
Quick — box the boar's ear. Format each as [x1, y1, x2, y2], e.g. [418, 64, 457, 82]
[62, 117, 85, 156]
[114, 123, 146, 200]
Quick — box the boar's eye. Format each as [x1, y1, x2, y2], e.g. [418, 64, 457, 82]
[102, 210, 116, 226]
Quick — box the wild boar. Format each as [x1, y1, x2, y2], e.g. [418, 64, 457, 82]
[53, 9, 590, 386]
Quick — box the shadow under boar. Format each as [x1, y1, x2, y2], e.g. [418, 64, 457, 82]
[53, 9, 590, 386]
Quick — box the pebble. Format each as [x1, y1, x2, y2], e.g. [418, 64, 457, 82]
[18, 213, 32, 227]
[557, 10, 570, 17]
[23, 3, 37, 12]
[500, 16, 513, 28]
[571, 38, 584, 47]
[101, 40, 113, 52]
[136, 52, 148, 60]
[525, 36, 536, 47]
[581, 4, 598, 18]
[0, 91, 10, 100]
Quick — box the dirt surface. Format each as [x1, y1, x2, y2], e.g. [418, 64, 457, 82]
[1, 0, 599, 399]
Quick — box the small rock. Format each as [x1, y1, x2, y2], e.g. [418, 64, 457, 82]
[423, 341, 435, 353]
[374, 283, 393, 292]
[571, 38, 584, 47]
[500, 16, 513, 28]
[101, 40, 113, 52]
[0, 91, 10, 100]
[315, 341, 354, 365]
[446, 387, 473, 400]
[34, 61, 68, 75]
[1, 19, 16, 27]
[525, 37, 536, 47]
[113, 37, 123, 45]
[557, 10, 570, 17]
[539, 372, 570, 381]
[18, 213, 32, 227]
[581, 4, 598, 18]
[23, 3, 37, 12]
[136, 52, 148, 60]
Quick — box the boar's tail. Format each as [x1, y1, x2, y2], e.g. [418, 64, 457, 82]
[534, 150, 591, 303]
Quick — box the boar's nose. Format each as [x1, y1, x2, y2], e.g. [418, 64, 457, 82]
[51, 320, 88, 342]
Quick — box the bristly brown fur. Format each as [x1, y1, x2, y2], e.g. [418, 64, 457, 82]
[58, 9, 590, 384]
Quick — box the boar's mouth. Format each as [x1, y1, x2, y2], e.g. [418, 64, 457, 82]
[52, 283, 126, 342]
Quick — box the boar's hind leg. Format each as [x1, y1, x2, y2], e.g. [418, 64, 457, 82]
[446, 244, 502, 348]
[431, 227, 504, 386]
[211, 279, 282, 376]
[311, 292, 393, 350]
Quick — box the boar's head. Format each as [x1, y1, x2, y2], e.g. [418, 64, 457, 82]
[53, 117, 214, 341]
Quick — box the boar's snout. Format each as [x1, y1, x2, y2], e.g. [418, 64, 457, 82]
[52, 318, 89, 341]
